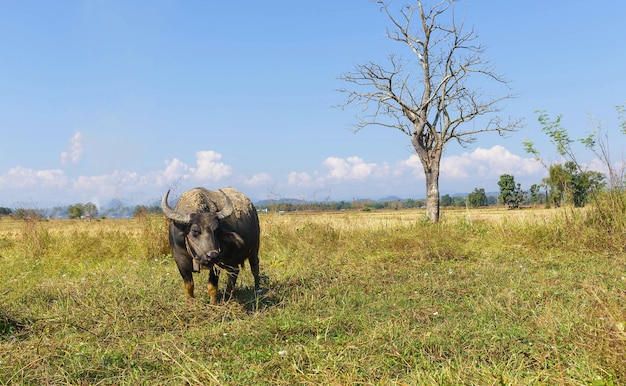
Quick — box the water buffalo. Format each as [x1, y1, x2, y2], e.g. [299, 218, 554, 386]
[161, 187, 261, 304]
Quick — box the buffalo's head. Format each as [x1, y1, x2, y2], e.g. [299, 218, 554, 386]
[161, 190, 243, 267]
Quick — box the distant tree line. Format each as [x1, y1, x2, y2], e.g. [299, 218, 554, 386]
[67, 203, 99, 219]
[132, 205, 163, 217]
[1, 203, 164, 220]
[465, 163, 604, 210]
[256, 199, 426, 213]
[0, 207, 45, 219]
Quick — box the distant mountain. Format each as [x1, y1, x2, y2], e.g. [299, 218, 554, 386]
[376, 195, 403, 202]
[99, 199, 135, 218]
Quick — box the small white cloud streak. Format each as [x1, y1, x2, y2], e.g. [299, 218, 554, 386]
[243, 173, 272, 186]
[61, 132, 84, 165]
[72, 171, 136, 191]
[71, 171, 139, 198]
[287, 171, 313, 186]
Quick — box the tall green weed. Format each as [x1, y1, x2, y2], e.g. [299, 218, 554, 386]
[136, 213, 171, 259]
[19, 218, 51, 259]
[586, 189, 626, 244]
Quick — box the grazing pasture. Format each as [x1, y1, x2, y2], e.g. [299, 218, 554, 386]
[1, 207, 624, 385]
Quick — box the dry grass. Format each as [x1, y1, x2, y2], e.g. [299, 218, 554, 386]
[1, 205, 625, 385]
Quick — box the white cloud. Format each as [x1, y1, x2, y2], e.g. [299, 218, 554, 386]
[72, 171, 133, 190]
[441, 145, 544, 179]
[161, 158, 191, 184]
[0, 166, 67, 189]
[398, 145, 543, 181]
[287, 171, 313, 186]
[399, 155, 425, 179]
[192, 150, 232, 181]
[61, 132, 84, 165]
[584, 158, 626, 175]
[243, 173, 272, 186]
[71, 171, 140, 199]
[323, 156, 380, 180]
[152, 151, 232, 187]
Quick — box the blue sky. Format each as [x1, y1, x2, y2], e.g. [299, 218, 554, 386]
[1, 1, 625, 208]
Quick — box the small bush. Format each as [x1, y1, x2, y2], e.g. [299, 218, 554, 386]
[19, 218, 51, 258]
[137, 214, 171, 259]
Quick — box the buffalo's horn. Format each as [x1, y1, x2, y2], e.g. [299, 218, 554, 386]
[161, 190, 192, 224]
[216, 189, 234, 219]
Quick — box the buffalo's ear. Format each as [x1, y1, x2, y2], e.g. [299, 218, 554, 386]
[219, 231, 245, 248]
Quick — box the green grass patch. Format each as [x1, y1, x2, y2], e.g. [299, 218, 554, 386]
[1, 208, 625, 385]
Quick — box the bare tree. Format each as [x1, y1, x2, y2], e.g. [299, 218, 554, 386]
[339, 0, 522, 222]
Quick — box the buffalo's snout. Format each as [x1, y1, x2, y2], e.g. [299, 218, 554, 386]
[200, 250, 220, 265]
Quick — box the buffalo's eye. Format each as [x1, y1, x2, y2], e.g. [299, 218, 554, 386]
[191, 229, 201, 237]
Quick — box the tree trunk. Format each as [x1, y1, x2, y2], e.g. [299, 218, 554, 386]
[412, 131, 442, 223]
[424, 167, 440, 223]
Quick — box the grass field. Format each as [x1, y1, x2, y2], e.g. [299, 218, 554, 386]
[1, 206, 625, 385]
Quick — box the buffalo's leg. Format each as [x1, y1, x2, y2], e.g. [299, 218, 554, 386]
[207, 267, 220, 305]
[173, 245, 195, 300]
[184, 280, 194, 299]
[249, 254, 261, 292]
[176, 267, 195, 299]
[224, 265, 240, 302]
